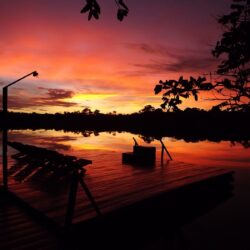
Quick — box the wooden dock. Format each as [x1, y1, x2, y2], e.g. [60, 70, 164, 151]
[0, 190, 59, 250]
[0, 146, 234, 249]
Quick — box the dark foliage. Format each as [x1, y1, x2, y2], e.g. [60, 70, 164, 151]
[154, 77, 210, 111]
[80, 0, 129, 21]
[116, 0, 129, 21]
[155, 0, 250, 111]
[1, 110, 249, 146]
[80, 0, 101, 20]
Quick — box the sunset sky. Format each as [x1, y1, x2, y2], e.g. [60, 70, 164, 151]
[0, 0, 231, 114]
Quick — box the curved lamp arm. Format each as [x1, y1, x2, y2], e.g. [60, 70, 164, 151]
[2, 71, 39, 113]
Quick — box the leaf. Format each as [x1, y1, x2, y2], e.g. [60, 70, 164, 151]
[200, 82, 213, 90]
[190, 76, 198, 86]
[154, 85, 162, 95]
[197, 76, 206, 83]
[168, 99, 174, 107]
[182, 79, 188, 85]
[192, 89, 197, 95]
[93, 0, 101, 14]
[81, 4, 91, 13]
[117, 8, 128, 21]
[88, 11, 93, 20]
[222, 78, 232, 88]
[163, 90, 172, 96]
[117, 9, 123, 21]
[92, 10, 99, 19]
[168, 80, 176, 86]
[119, 0, 129, 11]
[160, 102, 167, 109]
[174, 81, 179, 88]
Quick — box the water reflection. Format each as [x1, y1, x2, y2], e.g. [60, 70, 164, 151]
[0, 129, 247, 250]
[1, 129, 249, 169]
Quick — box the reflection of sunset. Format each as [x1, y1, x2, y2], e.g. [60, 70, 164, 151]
[6, 130, 250, 168]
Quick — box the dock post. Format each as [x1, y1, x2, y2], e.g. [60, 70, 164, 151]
[78, 174, 101, 216]
[160, 139, 173, 161]
[64, 171, 79, 231]
[161, 144, 164, 165]
[2, 128, 8, 190]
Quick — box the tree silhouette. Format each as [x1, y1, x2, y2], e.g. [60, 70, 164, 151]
[139, 105, 156, 113]
[81, 107, 93, 115]
[80, 0, 129, 21]
[154, 0, 250, 112]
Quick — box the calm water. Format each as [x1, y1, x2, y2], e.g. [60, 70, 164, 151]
[0, 129, 250, 250]
[1, 129, 249, 168]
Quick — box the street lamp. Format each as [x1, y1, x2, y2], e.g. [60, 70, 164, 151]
[2, 71, 38, 114]
[1, 71, 38, 190]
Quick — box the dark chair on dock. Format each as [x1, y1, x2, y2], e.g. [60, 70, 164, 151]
[6, 141, 101, 231]
[122, 137, 172, 166]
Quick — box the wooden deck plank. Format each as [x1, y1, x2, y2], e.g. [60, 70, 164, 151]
[6, 164, 215, 208]
[0, 195, 59, 250]
[1, 149, 234, 228]
[3, 162, 233, 227]
[0, 148, 234, 250]
[71, 169, 233, 224]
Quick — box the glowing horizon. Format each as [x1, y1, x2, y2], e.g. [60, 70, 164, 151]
[0, 0, 231, 114]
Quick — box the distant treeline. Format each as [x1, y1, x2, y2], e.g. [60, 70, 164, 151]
[0, 110, 249, 144]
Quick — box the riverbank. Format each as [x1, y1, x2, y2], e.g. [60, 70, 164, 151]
[1, 111, 250, 143]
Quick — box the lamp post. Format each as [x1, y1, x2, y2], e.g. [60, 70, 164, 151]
[2, 71, 38, 190]
[2, 71, 38, 114]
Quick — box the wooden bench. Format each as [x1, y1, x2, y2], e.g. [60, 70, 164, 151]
[7, 141, 101, 231]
